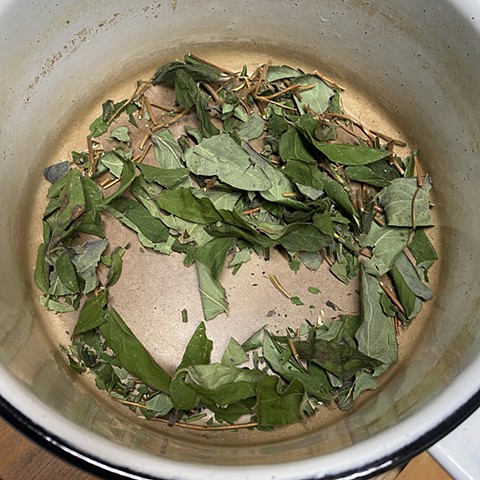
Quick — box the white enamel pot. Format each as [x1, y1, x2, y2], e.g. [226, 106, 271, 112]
[0, 1, 479, 479]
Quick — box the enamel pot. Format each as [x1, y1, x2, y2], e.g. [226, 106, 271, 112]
[0, 1, 479, 479]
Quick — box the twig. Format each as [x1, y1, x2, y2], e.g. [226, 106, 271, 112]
[242, 207, 261, 215]
[143, 95, 158, 126]
[86, 135, 96, 177]
[312, 69, 345, 91]
[201, 82, 222, 104]
[268, 274, 292, 299]
[379, 281, 406, 316]
[151, 108, 191, 133]
[133, 142, 152, 164]
[369, 129, 407, 147]
[321, 248, 334, 267]
[373, 215, 385, 227]
[187, 53, 237, 76]
[113, 398, 258, 431]
[259, 83, 316, 101]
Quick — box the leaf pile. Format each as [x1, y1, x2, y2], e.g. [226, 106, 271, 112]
[35, 54, 437, 428]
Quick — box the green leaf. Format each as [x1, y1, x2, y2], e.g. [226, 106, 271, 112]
[71, 239, 109, 294]
[292, 74, 334, 115]
[294, 333, 382, 382]
[170, 322, 213, 411]
[161, 214, 213, 246]
[55, 251, 80, 293]
[109, 126, 130, 142]
[109, 196, 170, 243]
[155, 187, 221, 224]
[145, 392, 173, 416]
[153, 130, 184, 169]
[184, 364, 264, 405]
[99, 306, 171, 391]
[152, 60, 221, 86]
[228, 249, 251, 274]
[361, 223, 410, 276]
[73, 289, 108, 336]
[345, 159, 399, 187]
[263, 332, 332, 402]
[105, 247, 126, 287]
[279, 127, 316, 164]
[352, 370, 378, 401]
[316, 143, 391, 166]
[265, 65, 301, 82]
[184, 134, 272, 191]
[278, 223, 332, 253]
[256, 376, 306, 426]
[242, 141, 307, 209]
[356, 266, 398, 376]
[194, 238, 232, 320]
[237, 113, 265, 141]
[138, 164, 190, 188]
[34, 244, 50, 293]
[101, 159, 136, 206]
[407, 229, 438, 280]
[100, 151, 125, 178]
[323, 176, 356, 219]
[290, 296, 304, 306]
[201, 397, 255, 424]
[175, 69, 219, 137]
[178, 322, 213, 369]
[390, 251, 432, 319]
[40, 294, 76, 313]
[308, 286, 320, 294]
[89, 117, 108, 138]
[221, 338, 249, 367]
[379, 178, 433, 227]
[241, 326, 266, 351]
[49, 169, 86, 247]
[283, 159, 325, 200]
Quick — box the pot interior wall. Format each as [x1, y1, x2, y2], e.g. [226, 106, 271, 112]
[0, 0, 479, 472]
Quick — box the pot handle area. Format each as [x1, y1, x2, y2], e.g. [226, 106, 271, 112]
[428, 407, 480, 480]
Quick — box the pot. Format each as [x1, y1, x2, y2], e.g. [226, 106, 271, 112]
[0, 1, 479, 479]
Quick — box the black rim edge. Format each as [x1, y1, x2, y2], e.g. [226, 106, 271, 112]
[1, 388, 479, 480]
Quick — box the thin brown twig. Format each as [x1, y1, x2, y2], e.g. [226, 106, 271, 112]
[201, 82, 222, 104]
[133, 142, 152, 164]
[152, 418, 259, 431]
[379, 281, 406, 316]
[204, 176, 217, 191]
[242, 207, 260, 215]
[112, 398, 258, 431]
[322, 112, 376, 143]
[143, 95, 158, 126]
[259, 83, 316, 101]
[391, 158, 405, 175]
[373, 215, 386, 227]
[151, 108, 191, 133]
[87, 135, 96, 177]
[312, 69, 345, 91]
[414, 153, 423, 187]
[268, 274, 292, 299]
[107, 81, 150, 124]
[254, 63, 270, 98]
[187, 53, 237, 76]
[369, 129, 407, 147]
[321, 248, 334, 267]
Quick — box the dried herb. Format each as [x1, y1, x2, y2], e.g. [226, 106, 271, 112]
[34, 55, 438, 428]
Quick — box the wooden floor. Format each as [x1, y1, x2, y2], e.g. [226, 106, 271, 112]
[0, 417, 452, 480]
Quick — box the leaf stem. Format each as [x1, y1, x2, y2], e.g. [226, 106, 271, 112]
[312, 69, 345, 91]
[268, 274, 292, 299]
